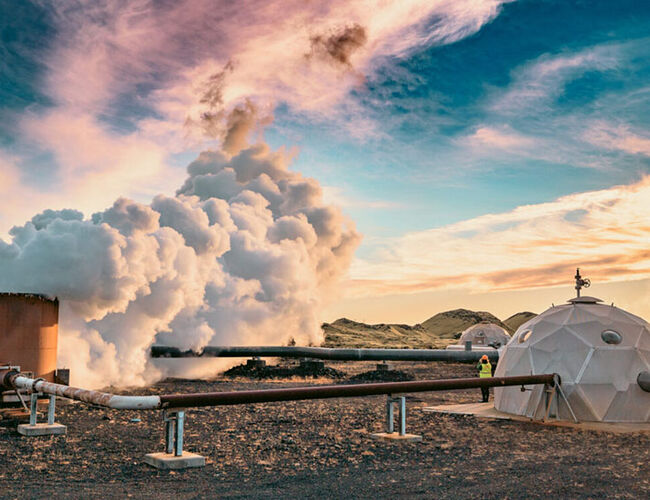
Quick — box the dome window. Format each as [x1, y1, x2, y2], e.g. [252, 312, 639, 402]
[518, 330, 532, 343]
[601, 330, 622, 345]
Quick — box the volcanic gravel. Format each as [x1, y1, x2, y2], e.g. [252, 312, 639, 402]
[223, 362, 345, 379]
[0, 361, 648, 499]
[347, 369, 414, 382]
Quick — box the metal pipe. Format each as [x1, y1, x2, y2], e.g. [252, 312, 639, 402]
[151, 345, 500, 362]
[1, 371, 160, 410]
[1, 369, 556, 410]
[157, 374, 556, 408]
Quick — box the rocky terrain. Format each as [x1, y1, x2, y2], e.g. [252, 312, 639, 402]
[322, 309, 538, 348]
[1, 360, 646, 499]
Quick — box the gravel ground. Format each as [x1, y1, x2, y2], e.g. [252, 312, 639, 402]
[1, 361, 648, 499]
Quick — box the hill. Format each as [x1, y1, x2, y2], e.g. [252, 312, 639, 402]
[421, 309, 510, 338]
[321, 318, 449, 349]
[322, 308, 530, 348]
[504, 311, 537, 333]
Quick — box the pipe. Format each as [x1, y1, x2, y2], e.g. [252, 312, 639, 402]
[1, 369, 556, 410]
[151, 345, 500, 362]
[1, 371, 160, 410]
[158, 374, 556, 408]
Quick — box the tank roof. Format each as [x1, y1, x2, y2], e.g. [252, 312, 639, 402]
[0, 292, 58, 303]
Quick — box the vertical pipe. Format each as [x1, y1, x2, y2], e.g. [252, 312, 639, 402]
[47, 395, 56, 425]
[398, 397, 406, 436]
[175, 411, 185, 457]
[386, 397, 394, 434]
[29, 393, 38, 426]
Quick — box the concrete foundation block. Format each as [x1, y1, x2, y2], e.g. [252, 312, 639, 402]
[143, 452, 206, 470]
[375, 363, 394, 371]
[369, 432, 422, 442]
[17, 423, 67, 436]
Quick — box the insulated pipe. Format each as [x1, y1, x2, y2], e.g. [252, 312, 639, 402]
[1, 369, 555, 410]
[1, 371, 160, 410]
[150, 345, 500, 362]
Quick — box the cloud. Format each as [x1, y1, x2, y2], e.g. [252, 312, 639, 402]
[1, 0, 512, 237]
[463, 126, 534, 150]
[308, 23, 368, 69]
[584, 122, 650, 157]
[349, 175, 650, 295]
[492, 44, 622, 114]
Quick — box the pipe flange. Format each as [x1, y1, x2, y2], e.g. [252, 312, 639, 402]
[31, 377, 45, 393]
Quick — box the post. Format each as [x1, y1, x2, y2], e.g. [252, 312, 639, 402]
[398, 397, 406, 436]
[175, 411, 185, 457]
[29, 393, 38, 426]
[165, 412, 174, 455]
[144, 410, 205, 469]
[17, 392, 67, 436]
[386, 396, 394, 433]
[47, 395, 56, 425]
[372, 395, 422, 442]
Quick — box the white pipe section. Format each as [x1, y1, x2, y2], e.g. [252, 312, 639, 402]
[10, 375, 161, 410]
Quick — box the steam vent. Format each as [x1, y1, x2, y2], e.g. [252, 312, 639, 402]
[494, 296, 650, 422]
[0, 293, 59, 382]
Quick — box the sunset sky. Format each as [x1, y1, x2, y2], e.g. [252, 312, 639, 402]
[2, 0, 650, 327]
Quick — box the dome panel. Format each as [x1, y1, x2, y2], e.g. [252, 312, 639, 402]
[578, 348, 647, 391]
[575, 383, 618, 420]
[602, 385, 650, 422]
[495, 346, 530, 375]
[568, 384, 602, 421]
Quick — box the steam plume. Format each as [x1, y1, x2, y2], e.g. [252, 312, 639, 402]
[0, 143, 360, 387]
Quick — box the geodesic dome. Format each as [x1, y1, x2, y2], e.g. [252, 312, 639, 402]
[458, 322, 510, 348]
[494, 296, 650, 422]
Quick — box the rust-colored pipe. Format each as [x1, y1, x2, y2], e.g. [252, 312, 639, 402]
[1, 369, 557, 410]
[158, 374, 557, 408]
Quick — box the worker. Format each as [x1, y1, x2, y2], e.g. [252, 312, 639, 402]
[476, 354, 492, 402]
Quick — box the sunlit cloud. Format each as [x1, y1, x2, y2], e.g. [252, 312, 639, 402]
[1, 0, 511, 235]
[463, 126, 534, 151]
[349, 175, 650, 295]
[584, 122, 650, 157]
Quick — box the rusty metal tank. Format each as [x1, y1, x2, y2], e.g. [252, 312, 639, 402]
[0, 293, 59, 382]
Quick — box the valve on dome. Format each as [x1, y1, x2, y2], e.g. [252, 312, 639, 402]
[574, 268, 591, 298]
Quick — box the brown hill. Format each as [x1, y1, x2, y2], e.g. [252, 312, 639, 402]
[504, 311, 537, 333]
[322, 308, 526, 348]
[321, 318, 448, 349]
[420, 309, 511, 338]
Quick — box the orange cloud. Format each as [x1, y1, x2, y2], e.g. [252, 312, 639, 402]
[349, 175, 650, 296]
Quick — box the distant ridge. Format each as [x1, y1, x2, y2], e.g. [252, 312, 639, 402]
[504, 311, 537, 333]
[420, 309, 509, 338]
[322, 308, 531, 348]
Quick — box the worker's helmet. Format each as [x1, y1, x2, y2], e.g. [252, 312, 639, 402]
[481, 355, 488, 361]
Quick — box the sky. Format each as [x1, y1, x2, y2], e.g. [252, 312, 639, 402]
[2, 0, 650, 328]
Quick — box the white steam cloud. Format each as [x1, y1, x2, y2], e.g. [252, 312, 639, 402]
[0, 143, 360, 388]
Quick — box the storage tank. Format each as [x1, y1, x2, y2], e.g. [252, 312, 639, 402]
[0, 293, 59, 382]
